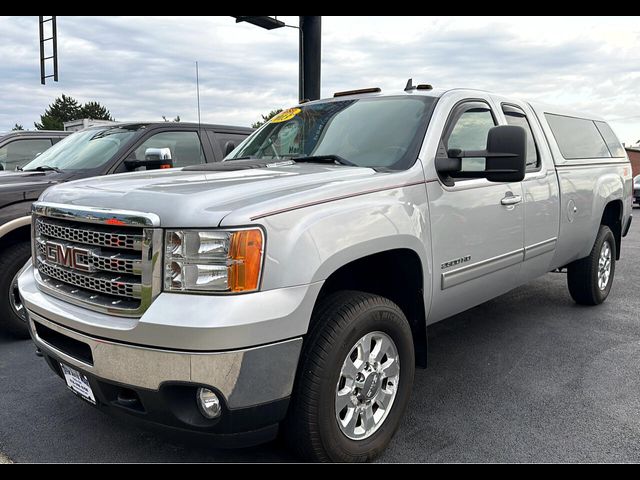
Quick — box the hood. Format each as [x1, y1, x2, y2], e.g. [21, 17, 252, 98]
[0, 169, 79, 208]
[39, 162, 397, 227]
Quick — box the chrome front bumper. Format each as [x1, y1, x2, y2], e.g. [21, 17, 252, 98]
[28, 311, 302, 410]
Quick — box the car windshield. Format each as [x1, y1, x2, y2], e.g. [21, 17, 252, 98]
[23, 126, 140, 171]
[227, 95, 437, 170]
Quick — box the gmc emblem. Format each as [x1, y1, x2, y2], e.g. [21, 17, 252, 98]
[44, 241, 94, 272]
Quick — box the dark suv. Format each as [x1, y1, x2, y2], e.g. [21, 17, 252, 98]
[0, 130, 71, 171]
[0, 121, 252, 337]
[634, 175, 640, 207]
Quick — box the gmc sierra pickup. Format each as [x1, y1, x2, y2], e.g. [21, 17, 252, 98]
[19, 86, 633, 462]
[1, 122, 251, 337]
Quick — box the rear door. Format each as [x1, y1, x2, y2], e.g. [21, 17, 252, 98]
[426, 97, 525, 323]
[500, 102, 560, 281]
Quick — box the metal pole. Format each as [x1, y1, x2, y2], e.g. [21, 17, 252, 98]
[299, 16, 321, 101]
[52, 16, 58, 82]
[39, 16, 45, 85]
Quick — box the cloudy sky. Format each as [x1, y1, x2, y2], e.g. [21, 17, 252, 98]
[1, 16, 639, 144]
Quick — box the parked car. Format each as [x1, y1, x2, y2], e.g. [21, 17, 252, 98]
[0, 130, 70, 171]
[18, 87, 633, 462]
[0, 122, 252, 337]
[634, 174, 640, 206]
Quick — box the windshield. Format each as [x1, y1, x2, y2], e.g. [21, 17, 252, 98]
[23, 126, 140, 171]
[227, 96, 437, 170]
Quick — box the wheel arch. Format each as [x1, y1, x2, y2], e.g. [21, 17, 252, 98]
[311, 248, 429, 368]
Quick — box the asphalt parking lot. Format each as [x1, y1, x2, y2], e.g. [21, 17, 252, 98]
[1, 217, 638, 463]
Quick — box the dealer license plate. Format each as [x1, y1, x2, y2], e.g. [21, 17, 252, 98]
[60, 363, 96, 405]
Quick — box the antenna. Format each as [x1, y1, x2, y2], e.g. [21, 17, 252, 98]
[195, 61, 202, 130]
[404, 78, 415, 91]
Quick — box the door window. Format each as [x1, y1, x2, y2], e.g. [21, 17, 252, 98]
[0, 138, 53, 170]
[502, 105, 540, 171]
[445, 107, 496, 173]
[132, 131, 205, 168]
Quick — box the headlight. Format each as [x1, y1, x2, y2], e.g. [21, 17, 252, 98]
[164, 229, 263, 293]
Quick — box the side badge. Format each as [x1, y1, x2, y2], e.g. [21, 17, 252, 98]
[441, 256, 471, 270]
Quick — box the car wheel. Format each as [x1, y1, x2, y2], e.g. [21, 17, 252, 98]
[284, 291, 415, 462]
[567, 225, 616, 305]
[0, 241, 32, 338]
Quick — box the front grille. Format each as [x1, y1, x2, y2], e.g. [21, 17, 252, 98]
[33, 210, 160, 316]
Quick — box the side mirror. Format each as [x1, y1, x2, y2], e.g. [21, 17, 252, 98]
[224, 141, 236, 157]
[435, 125, 527, 186]
[124, 147, 173, 171]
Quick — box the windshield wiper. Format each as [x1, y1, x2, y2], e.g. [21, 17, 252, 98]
[292, 155, 358, 167]
[24, 165, 62, 173]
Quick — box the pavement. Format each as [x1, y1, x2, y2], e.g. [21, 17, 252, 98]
[0, 216, 638, 463]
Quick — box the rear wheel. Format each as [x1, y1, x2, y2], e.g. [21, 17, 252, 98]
[284, 291, 415, 462]
[567, 225, 616, 305]
[0, 241, 32, 338]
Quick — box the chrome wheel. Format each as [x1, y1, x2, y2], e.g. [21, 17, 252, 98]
[9, 270, 26, 322]
[335, 331, 400, 441]
[598, 240, 612, 291]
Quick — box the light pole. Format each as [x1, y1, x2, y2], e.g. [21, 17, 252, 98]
[232, 16, 322, 101]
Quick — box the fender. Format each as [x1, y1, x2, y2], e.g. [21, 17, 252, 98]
[0, 215, 31, 240]
[578, 172, 624, 259]
[257, 182, 433, 318]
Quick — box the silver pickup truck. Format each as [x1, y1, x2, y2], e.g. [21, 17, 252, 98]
[18, 85, 634, 462]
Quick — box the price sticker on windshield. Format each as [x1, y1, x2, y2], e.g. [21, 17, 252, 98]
[270, 108, 301, 123]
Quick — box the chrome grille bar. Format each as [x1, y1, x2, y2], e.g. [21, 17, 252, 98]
[37, 259, 141, 299]
[36, 217, 143, 251]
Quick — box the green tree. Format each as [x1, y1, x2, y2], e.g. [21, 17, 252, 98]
[34, 94, 82, 130]
[251, 109, 283, 129]
[80, 101, 114, 121]
[11, 123, 24, 131]
[162, 115, 181, 122]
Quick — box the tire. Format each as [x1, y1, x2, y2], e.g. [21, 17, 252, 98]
[0, 241, 32, 338]
[567, 225, 616, 305]
[284, 291, 415, 462]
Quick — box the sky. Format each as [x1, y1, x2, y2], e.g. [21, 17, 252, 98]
[1, 16, 639, 145]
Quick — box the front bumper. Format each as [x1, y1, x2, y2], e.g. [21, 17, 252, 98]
[28, 312, 300, 444]
[19, 260, 320, 444]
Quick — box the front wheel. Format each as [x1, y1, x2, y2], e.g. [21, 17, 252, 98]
[567, 225, 616, 305]
[284, 291, 415, 462]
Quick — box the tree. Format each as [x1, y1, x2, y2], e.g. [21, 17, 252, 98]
[11, 123, 24, 131]
[80, 101, 114, 121]
[251, 109, 283, 129]
[162, 115, 181, 122]
[34, 94, 82, 130]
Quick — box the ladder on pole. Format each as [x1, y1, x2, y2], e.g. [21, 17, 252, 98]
[39, 16, 58, 85]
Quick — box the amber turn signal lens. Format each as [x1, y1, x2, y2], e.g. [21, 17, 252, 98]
[228, 229, 263, 292]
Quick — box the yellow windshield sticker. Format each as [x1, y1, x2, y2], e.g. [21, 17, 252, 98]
[270, 108, 301, 123]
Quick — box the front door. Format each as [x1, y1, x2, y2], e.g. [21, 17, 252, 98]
[426, 99, 525, 323]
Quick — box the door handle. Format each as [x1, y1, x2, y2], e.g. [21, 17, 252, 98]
[501, 193, 522, 206]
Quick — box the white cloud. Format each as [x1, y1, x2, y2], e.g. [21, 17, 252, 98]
[0, 16, 638, 144]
